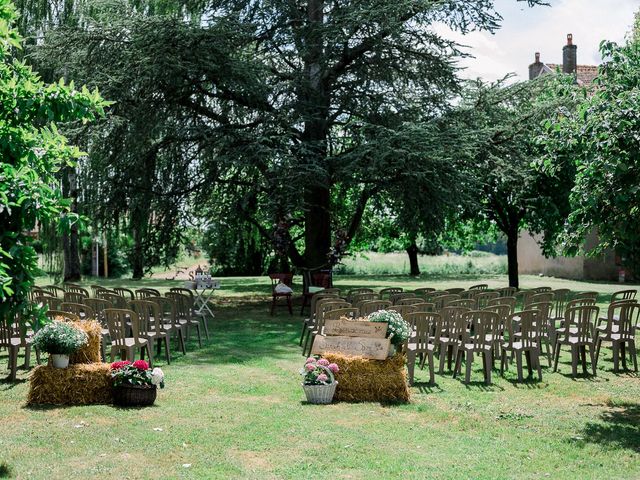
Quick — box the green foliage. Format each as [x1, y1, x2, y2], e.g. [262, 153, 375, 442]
[0, 461, 11, 478]
[541, 39, 640, 273]
[0, 0, 106, 323]
[32, 321, 88, 354]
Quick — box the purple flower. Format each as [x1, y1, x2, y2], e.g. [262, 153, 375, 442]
[317, 373, 328, 383]
[317, 358, 330, 366]
[327, 363, 339, 373]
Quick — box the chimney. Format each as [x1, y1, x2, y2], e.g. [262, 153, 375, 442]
[563, 33, 577, 74]
[528, 52, 543, 80]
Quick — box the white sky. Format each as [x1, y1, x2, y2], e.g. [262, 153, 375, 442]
[434, 0, 639, 81]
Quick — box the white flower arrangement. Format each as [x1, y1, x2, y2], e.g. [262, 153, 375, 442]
[367, 310, 412, 345]
[150, 368, 165, 387]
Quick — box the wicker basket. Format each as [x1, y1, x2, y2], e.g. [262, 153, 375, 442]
[113, 384, 157, 407]
[302, 365, 337, 404]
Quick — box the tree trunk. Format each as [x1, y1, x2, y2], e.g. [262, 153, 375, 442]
[506, 227, 519, 289]
[406, 241, 420, 276]
[304, 185, 331, 269]
[62, 167, 81, 282]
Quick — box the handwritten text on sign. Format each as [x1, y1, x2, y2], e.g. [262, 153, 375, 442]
[311, 335, 391, 360]
[324, 319, 387, 338]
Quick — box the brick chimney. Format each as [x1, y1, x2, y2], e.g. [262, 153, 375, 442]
[563, 33, 577, 74]
[528, 52, 544, 80]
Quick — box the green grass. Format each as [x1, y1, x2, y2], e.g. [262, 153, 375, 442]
[1, 274, 638, 478]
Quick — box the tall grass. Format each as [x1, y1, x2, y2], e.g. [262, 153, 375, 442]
[334, 251, 507, 276]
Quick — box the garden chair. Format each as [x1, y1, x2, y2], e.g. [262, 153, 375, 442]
[64, 285, 90, 297]
[610, 289, 637, 302]
[474, 291, 499, 310]
[550, 289, 571, 323]
[299, 292, 339, 345]
[395, 297, 423, 306]
[42, 285, 66, 298]
[483, 304, 513, 360]
[524, 292, 554, 309]
[300, 297, 343, 349]
[526, 301, 553, 366]
[358, 300, 392, 317]
[351, 292, 377, 308]
[594, 301, 638, 372]
[135, 288, 161, 299]
[45, 310, 80, 322]
[389, 305, 416, 319]
[0, 315, 38, 381]
[413, 287, 436, 299]
[487, 296, 516, 313]
[129, 300, 171, 364]
[453, 310, 500, 385]
[303, 300, 351, 356]
[84, 298, 113, 360]
[166, 292, 202, 348]
[390, 292, 417, 304]
[500, 310, 543, 381]
[168, 287, 209, 339]
[445, 288, 465, 295]
[410, 302, 436, 313]
[406, 312, 439, 386]
[99, 292, 129, 309]
[104, 308, 154, 366]
[346, 288, 374, 303]
[468, 284, 488, 291]
[425, 290, 449, 303]
[515, 290, 533, 310]
[574, 291, 599, 302]
[90, 285, 106, 297]
[553, 305, 599, 377]
[114, 287, 135, 300]
[268, 273, 294, 316]
[63, 291, 87, 304]
[149, 296, 186, 355]
[323, 307, 359, 321]
[497, 287, 517, 297]
[60, 302, 95, 321]
[434, 294, 461, 311]
[532, 287, 552, 293]
[379, 287, 403, 300]
[34, 295, 62, 311]
[449, 299, 477, 309]
[30, 287, 49, 300]
[300, 271, 333, 315]
[437, 306, 470, 373]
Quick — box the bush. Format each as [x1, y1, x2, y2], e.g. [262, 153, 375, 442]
[32, 321, 88, 355]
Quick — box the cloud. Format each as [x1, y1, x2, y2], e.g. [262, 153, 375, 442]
[433, 0, 638, 82]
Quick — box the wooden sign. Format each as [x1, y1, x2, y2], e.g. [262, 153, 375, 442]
[311, 335, 391, 360]
[324, 319, 387, 338]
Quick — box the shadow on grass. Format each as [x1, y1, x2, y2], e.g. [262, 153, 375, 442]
[581, 402, 640, 452]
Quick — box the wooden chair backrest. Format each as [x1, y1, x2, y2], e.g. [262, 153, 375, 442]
[610, 289, 637, 302]
[440, 306, 470, 339]
[99, 292, 129, 309]
[411, 302, 436, 313]
[461, 310, 499, 350]
[487, 296, 516, 312]
[390, 292, 417, 304]
[574, 291, 599, 301]
[309, 293, 339, 318]
[474, 291, 500, 309]
[497, 287, 517, 297]
[323, 308, 359, 321]
[129, 299, 162, 334]
[64, 291, 87, 304]
[346, 288, 374, 303]
[504, 310, 540, 350]
[395, 297, 422, 306]
[35, 295, 61, 310]
[434, 294, 461, 311]
[105, 308, 143, 346]
[42, 285, 66, 298]
[449, 299, 476, 309]
[425, 291, 449, 303]
[468, 284, 488, 291]
[445, 288, 465, 295]
[149, 297, 177, 327]
[525, 292, 554, 308]
[550, 289, 571, 319]
[359, 300, 392, 317]
[114, 287, 135, 300]
[165, 292, 191, 320]
[414, 287, 436, 298]
[379, 287, 403, 300]
[64, 285, 90, 297]
[60, 302, 95, 320]
[565, 298, 596, 311]
[45, 310, 80, 323]
[136, 288, 161, 299]
[352, 293, 377, 308]
[560, 305, 599, 343]
[532, 287, 552, 293]
[601, 300, 638, 338]
[407, 312, 439, 347]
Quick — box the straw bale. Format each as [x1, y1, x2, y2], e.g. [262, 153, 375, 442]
[68, 320, 102, 364]
[323, 352, 410, 403]
[27, 363, 113, 405]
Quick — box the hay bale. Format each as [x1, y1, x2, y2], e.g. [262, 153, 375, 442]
[323, 353, 410, 403]
[27, 363, 113, 405]
[68, 320, 102, 364]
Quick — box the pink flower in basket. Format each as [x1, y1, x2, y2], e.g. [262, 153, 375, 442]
[305, 363, 316, 371]
[305, 357, 316, 364]
[317, 373, 328, 383]
[132, 360, 149, 370]
[110, 361, 131, 370]
[327, 363, 339, 373]
[317, 358, 330, 366]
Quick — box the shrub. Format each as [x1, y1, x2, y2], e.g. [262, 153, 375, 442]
[367, 310, 411, 345]
[32, 321, 88, 355]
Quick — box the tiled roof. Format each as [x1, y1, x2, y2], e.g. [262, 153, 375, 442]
[541, 63, 599, 85]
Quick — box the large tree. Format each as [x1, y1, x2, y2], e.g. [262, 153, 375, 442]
[0, 0, 106, 323]
[454, 75, 578, 288]
[31, 0, 548, 275]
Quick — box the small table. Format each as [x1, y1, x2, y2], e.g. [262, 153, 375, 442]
[186, 280, 220, 318]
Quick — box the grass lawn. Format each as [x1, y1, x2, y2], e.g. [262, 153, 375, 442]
[1, 274, 638, 479]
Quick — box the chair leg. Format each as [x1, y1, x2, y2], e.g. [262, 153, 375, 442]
[588, 344, 596, 376]
[178, 328, 187, 354]
[628, 340, 638, 372]
[525, 350, 532, 377]
[8, 347, 18, 381]
[621, 342, 627, 371]
[464, 351, 473, 384]
[195, 324, 202, 348]
[483, 351, 492, 385]
[164, 337, 171, 364]
[500, 349, 507, 376]
[299, 322, 308, 346]
[612, 341, 620, 372]
[428, 352, 435, 386]
[580, 346, 588, 374]
[516, 351, 523, 382]
[438, 344, 447, 374]
[534, 350, 543, 381]
[407, 351, 416, 386]
[553, 342, 561, 372]
[571, 345, 578, 378]
[145, 343, 154, 368]
[594, 338, 602, 370]
[453, 349, 463, 378]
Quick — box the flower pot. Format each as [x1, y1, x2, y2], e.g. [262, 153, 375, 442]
[51, 354, 70, 369]
[113, 384, 157, 407]
[302, 381, 338, 404]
